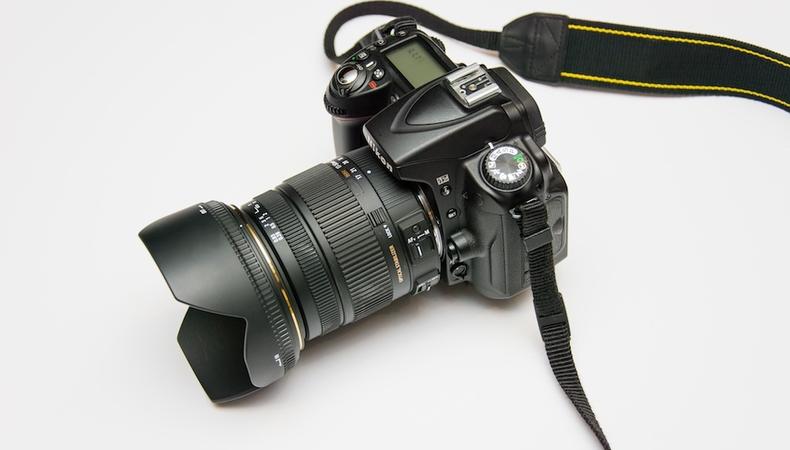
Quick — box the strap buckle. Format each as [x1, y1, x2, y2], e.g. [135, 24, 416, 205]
[522, 226, 553, 252]
[536, 295, 569, 334]
[537, 310, 568, 329]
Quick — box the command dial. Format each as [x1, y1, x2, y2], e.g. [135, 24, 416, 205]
[482, 145, 532, 191]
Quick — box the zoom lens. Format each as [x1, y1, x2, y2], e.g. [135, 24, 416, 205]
[140, 148, 442, 402]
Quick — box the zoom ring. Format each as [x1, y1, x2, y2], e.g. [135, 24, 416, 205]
[258, 191, 343, 334]
[286, 165, 393, 321]
[204, 201, 297, 369]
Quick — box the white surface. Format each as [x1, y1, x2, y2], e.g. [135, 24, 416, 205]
[1, 1, 788, 448]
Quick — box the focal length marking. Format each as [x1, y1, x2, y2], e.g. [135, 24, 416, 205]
[247, 200, 285, 244]
[239, 201, 304, 349]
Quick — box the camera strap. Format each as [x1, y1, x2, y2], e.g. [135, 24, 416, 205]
[325, 1, 790, 112]
[517, 198, 610, 449]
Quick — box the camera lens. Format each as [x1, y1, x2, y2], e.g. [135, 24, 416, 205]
[140, 147, 442, 402]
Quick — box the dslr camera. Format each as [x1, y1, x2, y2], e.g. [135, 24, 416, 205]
[140, 19, 568, 402]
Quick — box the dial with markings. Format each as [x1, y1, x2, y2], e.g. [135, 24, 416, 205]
[482, 145, 532, 191]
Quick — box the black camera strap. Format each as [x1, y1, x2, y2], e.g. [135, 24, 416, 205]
[517, 198, 610, 449]
[325, 2, 788, 446]
[325, 1, 790, 112]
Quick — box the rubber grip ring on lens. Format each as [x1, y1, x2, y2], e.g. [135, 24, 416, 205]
[258, 191, 343, 335]
[287, 165, 393, 321]
[204, 201, 297, 370]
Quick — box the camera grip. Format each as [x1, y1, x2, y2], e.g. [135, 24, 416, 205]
[464, 206, 529, 299]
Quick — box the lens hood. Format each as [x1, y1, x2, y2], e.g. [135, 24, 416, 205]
[139, 202, 298, 402]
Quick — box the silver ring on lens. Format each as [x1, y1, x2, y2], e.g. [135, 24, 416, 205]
[416, 186, 443, 258]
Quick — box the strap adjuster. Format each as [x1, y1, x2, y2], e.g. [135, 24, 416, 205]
[523, 226, 553, 252]
[538, 310, 567, 328]
[537, 295, 568, 333]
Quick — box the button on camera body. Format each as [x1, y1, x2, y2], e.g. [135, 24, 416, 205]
[324, 17, 457, 154]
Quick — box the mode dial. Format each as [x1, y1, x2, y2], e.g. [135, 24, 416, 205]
[482, 145, 532, 191]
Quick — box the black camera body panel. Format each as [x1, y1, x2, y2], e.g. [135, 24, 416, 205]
[324, 17, 456, 154]
[362, 65, 567, 299]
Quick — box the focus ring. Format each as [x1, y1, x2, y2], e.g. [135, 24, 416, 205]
[286, 165, 393, 321]
[204, 201, 297, 369]
[258, 191, 343, 334]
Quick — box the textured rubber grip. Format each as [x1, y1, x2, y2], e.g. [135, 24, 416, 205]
[258, 191, 343, 334]
[204, 201, 297, 369]
[286, 165, 393, 321]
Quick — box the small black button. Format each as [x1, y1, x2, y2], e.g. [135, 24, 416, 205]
[373, 68, 385, 80]
[440, 185, 451, 196]
[451, 263, 468, 278]
[364, 60, 377, 69]
[375, 39, 386, 46]
[446, 209, 458, 219]
[356, 51, 368, 60]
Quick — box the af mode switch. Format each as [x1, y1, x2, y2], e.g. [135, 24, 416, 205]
[398, 214, 434, 262]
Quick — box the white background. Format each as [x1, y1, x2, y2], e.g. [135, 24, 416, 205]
[1, 1, 788, 448]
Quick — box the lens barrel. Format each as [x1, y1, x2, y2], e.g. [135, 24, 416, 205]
[140, 147, 441, 402]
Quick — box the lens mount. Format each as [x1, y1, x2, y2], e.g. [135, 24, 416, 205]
[415, 186, 444, 259]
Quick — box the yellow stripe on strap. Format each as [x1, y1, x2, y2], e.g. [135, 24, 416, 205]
[567, 24, 790, 70]
[560, 72, 790, 109]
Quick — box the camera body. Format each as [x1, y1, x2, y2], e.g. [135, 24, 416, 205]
[326, 19, 568, 299]
[360, 63, 567, 298]
[139, 19, 570, 402]
[324, 17, 456, 154]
